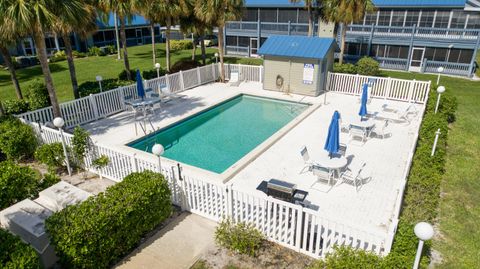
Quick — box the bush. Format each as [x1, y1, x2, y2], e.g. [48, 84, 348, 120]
[170, 40, 193, 51]
[50, 50, 67, 62]
[87, 46, 105, 56]
[46, 171, 172, 268]
[78, 79, 132, 97]
[25, 79, 51, 110]
[215, 219, 264, 257]
[2, 99, 30, 115]
[38, 173, 61, 190]
[170, 60, 201, 73]
[72, 50, 87, 58]
[334, 63, 357, 74]
[142, 68, 167, 80]
[118, 69, 137, 81]
[104, 45, 117, 55]
[0, 161, 39, 210]
[0, 229, 41, 269]
[356, 57, 381, 76]
[35, 142, 66, 173]
[72, 127, 91, 168]
[0, 116, 38, 160]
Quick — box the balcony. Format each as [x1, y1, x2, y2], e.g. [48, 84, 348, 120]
[226, 21, 310, 37]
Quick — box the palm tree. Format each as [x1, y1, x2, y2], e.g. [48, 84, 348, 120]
[290, 0, 315, 36]
[0, 17, 24, 99]
[98, 0, 138, 80]
[3, 0, 88, 118]
[321, 0, 374, 64]
[195, 0, 243, 82]
[179, 0, 210, 65]
[53, 4, 97, 99]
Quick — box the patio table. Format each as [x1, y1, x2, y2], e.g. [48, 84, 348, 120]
[124, 97, 162, 108]
[314, 150, 348, 179]
[348, 117, 376, 139]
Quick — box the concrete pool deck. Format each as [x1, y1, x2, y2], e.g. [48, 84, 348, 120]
[83, 81, 424, 239]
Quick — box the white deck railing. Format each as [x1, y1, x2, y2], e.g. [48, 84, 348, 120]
[326, 72, 431, 104]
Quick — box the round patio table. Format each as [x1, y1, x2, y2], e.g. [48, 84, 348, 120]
[315, 150, 348, 178]
[348, 117, 375, 129]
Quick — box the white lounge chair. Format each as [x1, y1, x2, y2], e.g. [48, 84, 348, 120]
[339, 161, 367, 192]
[371, 119, 390, 139]
[381, 104, 418, 124]
[228, 71, 241, 87]
[159, 85, 182, 103]
[299, 146, 317, 173]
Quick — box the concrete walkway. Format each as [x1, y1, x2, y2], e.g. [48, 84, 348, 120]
[115, 213, 217, 269]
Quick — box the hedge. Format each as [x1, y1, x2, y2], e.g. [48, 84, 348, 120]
[0, 229, 41, 269]
[0, 116, 38, 161]
[78, 79, 132, 97]
[46, 171, 172, 268]
[309, 85, 457, 268]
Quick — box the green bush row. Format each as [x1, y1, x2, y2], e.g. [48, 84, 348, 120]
[170, 40, 193, 51]
[0, 229, 41, 269]
[215, 219, 264, 257]
[2, 79, 51, 115]
[334, 57, 381, 76]
[310, 86, 457, 268]
[46, 171, 172, 268]
[77, 78, 132, 97]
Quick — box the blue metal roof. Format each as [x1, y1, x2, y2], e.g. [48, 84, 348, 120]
[371, 0, 466, 7]
[258, 35, 335, 60]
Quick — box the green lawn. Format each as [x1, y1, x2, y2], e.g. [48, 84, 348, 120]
[383, 70, 480, 268]
[0, 43, 258, 103]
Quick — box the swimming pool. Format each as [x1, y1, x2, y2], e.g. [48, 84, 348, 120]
[128, 94, 309, 173]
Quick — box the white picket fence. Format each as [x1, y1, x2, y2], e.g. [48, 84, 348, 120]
[16, 63, 263, 129]
[326, 72, 431, 104]
[26, 122, 388, 259]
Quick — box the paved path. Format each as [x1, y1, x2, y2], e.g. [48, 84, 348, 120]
[115, 213, 216, 269]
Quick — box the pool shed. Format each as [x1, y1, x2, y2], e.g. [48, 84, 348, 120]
[258, 35, 337, 96]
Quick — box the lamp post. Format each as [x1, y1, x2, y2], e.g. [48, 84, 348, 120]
[155, 63, 161, 78]
[96, 75, 103, 92]
[151, 144, 164, 173]
[435, 86, 445, 114]
[53, 117, 72, 176]
[436, 66, 444, 85]
[413, 222, 434, 269]
[214, 52, 219, 64]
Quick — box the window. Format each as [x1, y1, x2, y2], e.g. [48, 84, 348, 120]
[242, 9, 258, 21]
[399, 47, 409, 59]
[298, 10, 308, 23]
[104, 30, 114, 40]
[405, 11, 419, 27]
[466, 13, 480, 29]
[238, 36, 249, 47]
[92, 32, 104, 42]
[360, 44, 368, 55]
[424, 48, 434, 60]
[419, 11, 434, 27]
[433, 48, 448, 61]
[391, 11, 405, 27]
[125, 29, 136, 38]
[278, 9, 297, 23]
[346, 43, 360, 56]
[226, 36, 237, 46]
[434, 11, 450, 28]
[260, 8, 277, 22]
[458, 49, 473, 63]
[371, 44, 387, 58]
[364, 12, 377, 25]
[450, 11, 467, 28]
[377, 11, 391, 26]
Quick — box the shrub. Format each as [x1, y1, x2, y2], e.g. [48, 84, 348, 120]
[356, 57, 380, 76]
[46, 171, 172, 268]
[72, 127, 91, 168]
[333, 63, 357, 74]
[72, 50, 87, 58]
[170, 60, 201, 73]
[3, 99, 30, 115]
[215, 219, 264, 256]
[142, 68, 167, 80]
[78, 79, 132, 97]
[0, 229, 41, 269]
[25, 79, 51, 110]
[0, 116, 38, 160]
[118, 69, 137, 81]
[92, 155, 109, 170]
[50, 50, 67, 62]
[170, 40, 193, 51]
[87, 46, 105, 56]
[35, 142, 66, 173]
[0, 161, 39, 210]
[38, 173, 61, 190]
[104, 45, 117, 55]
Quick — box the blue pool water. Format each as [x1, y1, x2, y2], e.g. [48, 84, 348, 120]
[128, 95, 309, 173]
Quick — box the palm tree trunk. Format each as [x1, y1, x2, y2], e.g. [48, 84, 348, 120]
[166, 16, 171, 72]
[62, 34, 79, 99]
[191, 37, 196, 61]
[151, 24, 156, 66]
[0, 46, 23, 99]
[307, 5, 313, 36]
[339, 25, 346, 65]
[0, 100, 4, 117]
[200, 36, 206, 65]
[33, 29, 61, 118]
[218, 25, 225, 82]
[119, 17, 131, 80]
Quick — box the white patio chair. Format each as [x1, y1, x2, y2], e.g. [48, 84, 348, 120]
[339, 118, 350, 133]
[349, 126, 368, 144]
[338, 143, 347, 156]
[312, 165, 334, 186]
[159, 85, 182, 103]
[228, 71, 241, 87]
[339, 161, 367, 192]
[371, 119, 390, 139]
[397, 105, 418, 123]
[299, 146, 317, 174]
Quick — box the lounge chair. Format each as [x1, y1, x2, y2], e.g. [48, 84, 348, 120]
[159, 85, 182, 103]
[371, 119, 390, 139]
[339, 161, 367, 192]
[299, 146, 318, 174]
[381, 104, 418, 124]
[228, 71, 241, 87]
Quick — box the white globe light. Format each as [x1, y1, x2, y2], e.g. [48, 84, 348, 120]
[53, 117, 65, 128]
[214, 52, 219, 57]
[155, 63, 161, 69]
[437, 86, 446, 94]
[152, 144, 164, 156]
[414, 222, 434, 241]
[96, 75, 103, 82]
[437, 66, 444, 73]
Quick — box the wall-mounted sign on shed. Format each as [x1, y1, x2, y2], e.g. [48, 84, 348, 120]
[303, 64, 314, 84]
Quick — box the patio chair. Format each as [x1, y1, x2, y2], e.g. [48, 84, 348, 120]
[159, 85, 182, 103]
[371, 119, 390, 139]
[349, 126, 368, 144]
[339, 118, 350, 133]
[312, 165, 334, 186]
[228, 71, 241, 87]
[338, 143, 347, 156]
[397, 105, 418, 123]
[299, 146, 317, 174]
[339, 161, 367, 192]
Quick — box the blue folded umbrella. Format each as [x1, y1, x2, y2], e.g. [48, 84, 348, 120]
[359, 83, 368, 119]
[324, 111, 340, 157]
[136, 69, 145, 100]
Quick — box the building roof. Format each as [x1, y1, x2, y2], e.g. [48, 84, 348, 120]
[244, 0, 467, 8]
[258, 35, 336, 60]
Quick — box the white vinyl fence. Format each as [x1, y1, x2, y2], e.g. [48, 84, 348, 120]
[26, 122, 387, 259]
[326, 72, 431, 104]
[17, 63, 264, 129]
